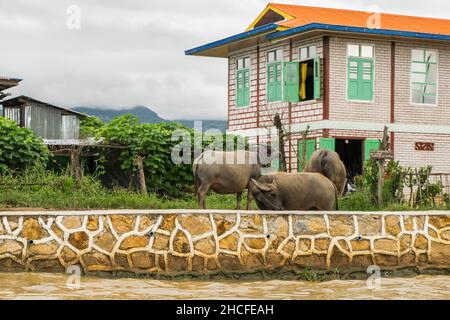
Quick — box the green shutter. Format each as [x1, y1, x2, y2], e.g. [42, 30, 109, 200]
[236, 69, 250, 108]
[364, 139, 381, 161]
[283, 62, 299, 103]
[348, 58, 360, 100]
[319, 138, 335, 151]
[348, 58, 374, 101]
[267, 62, 282, 102]
[298, 139, 316, 171]
[360, 59, 374, 101]
[314, 57, 321, 99]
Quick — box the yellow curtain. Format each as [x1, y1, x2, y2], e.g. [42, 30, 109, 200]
[300, 63, 308, 100]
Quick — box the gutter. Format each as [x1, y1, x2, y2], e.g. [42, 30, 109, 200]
[266, 23, 450, 42]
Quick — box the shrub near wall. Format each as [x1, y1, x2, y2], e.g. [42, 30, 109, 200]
[0, 117, 49, 172]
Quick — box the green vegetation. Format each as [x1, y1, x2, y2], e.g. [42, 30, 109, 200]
[339, 159, 449, 211]
[0, 117, 49, 173]
[0, 168, 250, 210]
[0, 114, 448, 211]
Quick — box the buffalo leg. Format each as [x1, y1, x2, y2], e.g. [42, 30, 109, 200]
[236, 192, 242, 210]
[246, 185, 253, 210]
[197, 183, 211, 209]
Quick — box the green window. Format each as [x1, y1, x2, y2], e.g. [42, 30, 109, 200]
[364, 139, 381, 161]
[348, 58, 374, 101]
[299, 45, 321, 101]
[236, 69, 250, 108]
[283, 62, 299, 103]
[347, 44, 374, 101]
[267, 62, 282, 102]
[236, 57, 250, 108]
[298, 139, 316, 171]
[411, 49, 438, 105]
[319, 137, 335, 151]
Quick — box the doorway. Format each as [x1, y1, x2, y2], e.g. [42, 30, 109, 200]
[335, 138, 363, 182]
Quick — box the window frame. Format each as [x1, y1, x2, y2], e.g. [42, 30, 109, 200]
[410, 48, 439, 107]
[235, 56, 251, 108]
[346, 43, 375, 103]
[298, 45, 317, 62]
[266, 48, 284, 103]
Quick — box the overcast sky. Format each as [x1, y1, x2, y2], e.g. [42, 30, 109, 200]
[1, 0, 449, 120]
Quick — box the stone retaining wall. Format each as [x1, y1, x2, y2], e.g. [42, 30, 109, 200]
[1, 210, 449, 278]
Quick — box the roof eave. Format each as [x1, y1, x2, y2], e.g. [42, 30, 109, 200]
[185, 23, 279, 58]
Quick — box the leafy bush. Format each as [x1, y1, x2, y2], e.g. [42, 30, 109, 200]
[339, 191, 378, 211]
[0, 117, 49, 172]
[97, 115, 195, 197]
[79, 116, 105, 138]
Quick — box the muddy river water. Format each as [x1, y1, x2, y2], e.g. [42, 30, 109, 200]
[0, 273, 449, 300]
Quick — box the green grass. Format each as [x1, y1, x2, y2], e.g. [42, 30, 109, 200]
[0, 169, 448, 211]
[0, 170, 257, 210]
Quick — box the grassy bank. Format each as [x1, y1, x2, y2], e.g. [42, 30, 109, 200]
[0, 170, 250, 210]
[0, 170, 448, 211]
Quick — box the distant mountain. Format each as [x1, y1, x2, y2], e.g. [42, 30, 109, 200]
[73, 106, 165, 124]
[72, 106, 228, 132]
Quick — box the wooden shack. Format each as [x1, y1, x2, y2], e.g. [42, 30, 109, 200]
[1, 95, 87, 140]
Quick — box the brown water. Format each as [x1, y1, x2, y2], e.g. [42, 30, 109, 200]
[0, 273, 449, 300]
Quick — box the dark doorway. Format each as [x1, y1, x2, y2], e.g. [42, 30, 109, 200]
[335, 139, 363, 182]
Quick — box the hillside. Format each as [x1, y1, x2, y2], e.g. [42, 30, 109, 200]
[72, 106, 228, 132]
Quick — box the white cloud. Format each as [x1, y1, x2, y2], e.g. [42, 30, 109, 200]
[1, 0, 449, 120]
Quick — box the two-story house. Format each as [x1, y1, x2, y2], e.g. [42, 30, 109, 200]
[186, 3, 450, 179]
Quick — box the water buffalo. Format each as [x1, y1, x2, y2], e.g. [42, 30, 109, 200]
[305, 149, 347, 196]
[193, 150, 262, 209]
[250, 172, 338, 211]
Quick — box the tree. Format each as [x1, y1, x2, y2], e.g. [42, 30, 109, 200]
[0, 117, 49, 172]
[99, 115, 195, 196]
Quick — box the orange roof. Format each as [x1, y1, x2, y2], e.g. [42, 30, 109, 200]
[260, 3, 450, 36]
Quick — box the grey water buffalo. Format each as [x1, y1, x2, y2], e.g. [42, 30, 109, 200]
[250, 172, 338, 211]
[193, 150, 262, 209]
[305, 149, 347, 196]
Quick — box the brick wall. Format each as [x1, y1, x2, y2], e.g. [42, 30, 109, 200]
[228, 38, 324, 132]
[227, 35, 450, 174]
[395, 133, 450, 173]
[328, 36, 391, 123]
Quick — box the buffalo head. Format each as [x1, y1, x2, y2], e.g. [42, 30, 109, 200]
[250, 178, 284, 211]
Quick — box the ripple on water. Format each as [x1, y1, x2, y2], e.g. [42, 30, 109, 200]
[0, 273, 449, 300]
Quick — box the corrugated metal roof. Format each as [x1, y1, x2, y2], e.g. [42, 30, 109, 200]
[270, 3, 450, 36]
[1, 95, 88, 118]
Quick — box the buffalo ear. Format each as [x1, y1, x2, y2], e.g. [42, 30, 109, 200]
[251, 178, 273, 192]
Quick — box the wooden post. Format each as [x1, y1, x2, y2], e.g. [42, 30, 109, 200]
[376, 126, 390, 208]
[136, 155, 147, 194]
[377, 159, 385, 208]
[274, 114, 287, 172]
[69, 146, 83, 181]
[300, 125, 310, 172]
